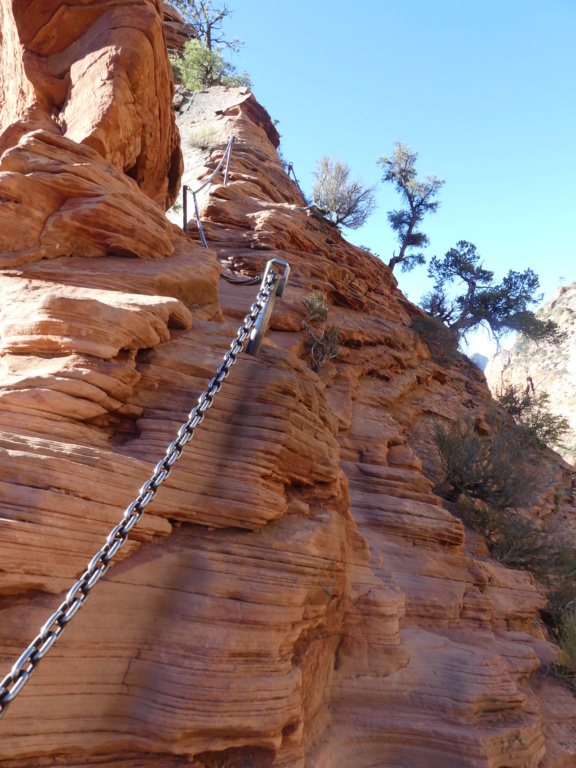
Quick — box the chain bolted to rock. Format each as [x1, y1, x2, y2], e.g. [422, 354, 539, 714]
[182, 133, 235, 246]
[182, 133, 306, 249]
[0, 258, 290, 720]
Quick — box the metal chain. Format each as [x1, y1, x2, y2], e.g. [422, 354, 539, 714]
[183, 136, 305, 246]
[183, 134, 235, 245]
[220, 271, 262, 286]
[0, 269, 279, 720]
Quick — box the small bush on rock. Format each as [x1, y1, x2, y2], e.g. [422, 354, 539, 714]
[434, 414, 566, 576]
[411, 314, 460, 365]
[489, 512, 553, 579]
[302, 291, 340, 372]
[435, 412, 576, 683]
[553, 609, 576, 685]
[435, 416, 536, 511]
[188, 126, 218, 151]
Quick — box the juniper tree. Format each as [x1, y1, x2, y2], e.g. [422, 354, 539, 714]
[167, 1, 250, 89]
[169, 0, 241, 52]
[422, 240, 562, 345]
[312, 156, 377, 230]
[378, 141, 444, 272]
[170, 39, 250, 89]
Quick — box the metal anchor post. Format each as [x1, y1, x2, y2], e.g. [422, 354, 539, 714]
[245, 259, 290, 357]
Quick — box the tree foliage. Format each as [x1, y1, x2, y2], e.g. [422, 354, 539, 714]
[496, 384, 570, 447]
[167, 1, 249, 89]
[378, 141, 444, 272]
[169, 39, 250, 90]
[435, 416, 537, 511]
[169, 0, 241, 52]
[411, 314, 460, 364]
[434, 415, 559, 577]
[311, 157, 377, 230]
[436, 413, 576, 680]
[422, 240, 562, 344]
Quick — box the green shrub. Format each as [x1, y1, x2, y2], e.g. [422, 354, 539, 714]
[453, 500, 556, 579]
[434, 415, 561, 576]
[545, 547, 576, 623]
[169, 40, 251, 90]
[435, 421, 488, 501]
[489, 513, 552, 579]
[435, 411, 576, 678]
[302, 291, 340, 372]
[559, 610, 576, 675]
[412, 314, 460, 364]
[496, 384, 570, 448]
[434, 417, 537, 510]
[456, 496, 504, 540]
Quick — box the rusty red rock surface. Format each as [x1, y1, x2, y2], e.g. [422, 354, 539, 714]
[0, 3, 575, 767]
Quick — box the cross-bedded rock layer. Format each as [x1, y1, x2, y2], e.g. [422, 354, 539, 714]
[0, 4, 575, 766]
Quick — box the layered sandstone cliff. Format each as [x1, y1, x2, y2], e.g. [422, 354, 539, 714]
[1, 4, 575, 767]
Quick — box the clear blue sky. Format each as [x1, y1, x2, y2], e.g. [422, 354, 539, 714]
[229, 0, 576, 356]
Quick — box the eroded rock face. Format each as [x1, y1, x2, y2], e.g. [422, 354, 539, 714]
[0, 0, 183, 269]
[1, 9, 576, 768]
[6, 0, 181, 206]
[163, 4, 195, 53]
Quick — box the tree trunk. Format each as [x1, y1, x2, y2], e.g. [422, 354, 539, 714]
[388, 216, 416, 272]
[448, 314, 483, 334]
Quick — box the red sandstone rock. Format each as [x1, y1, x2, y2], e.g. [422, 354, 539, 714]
[0, 9, 575, 768]
[0, 125, 177, 265]
[163, 4, 195, 52]
[0, 0, 182, 212]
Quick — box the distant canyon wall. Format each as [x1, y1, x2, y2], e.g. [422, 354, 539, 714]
[486, 283, 576, 466]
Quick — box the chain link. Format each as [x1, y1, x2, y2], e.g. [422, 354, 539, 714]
[0, 269, 279, 720]
[220, 271, 262, 285]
